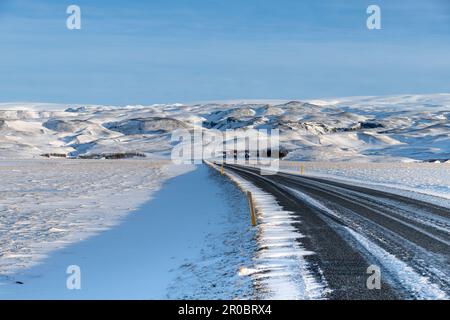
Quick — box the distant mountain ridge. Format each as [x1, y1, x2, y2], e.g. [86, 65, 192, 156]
[0, 94, 449, 162]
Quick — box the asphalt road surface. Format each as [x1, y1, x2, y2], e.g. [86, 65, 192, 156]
[224, 164, 450, 300]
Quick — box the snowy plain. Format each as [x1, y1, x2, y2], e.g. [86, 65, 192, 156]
[278, 161, 450, 205]
[0, 159, 192, 277]
[1, 165, 257, 299]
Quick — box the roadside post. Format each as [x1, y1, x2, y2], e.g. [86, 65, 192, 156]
[247, 191, 257, 227]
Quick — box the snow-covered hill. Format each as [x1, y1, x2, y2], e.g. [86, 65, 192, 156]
[1, 94, 449, 162]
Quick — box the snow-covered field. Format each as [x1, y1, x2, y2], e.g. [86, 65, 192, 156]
[1, 164, 257, 299]
[278, 161, 450, 205]
[0, 159, 189, 276]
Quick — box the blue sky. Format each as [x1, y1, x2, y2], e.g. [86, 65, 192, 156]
[1, 0, 450, 105]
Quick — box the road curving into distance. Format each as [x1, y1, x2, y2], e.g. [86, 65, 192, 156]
[223, 163, 450, 300]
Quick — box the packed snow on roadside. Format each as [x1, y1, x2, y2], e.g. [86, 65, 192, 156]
[206, 162, 330, 299]
[0, 159, 190, 277]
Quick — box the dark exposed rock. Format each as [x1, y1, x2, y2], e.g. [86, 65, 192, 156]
[104, 117, 188, 135]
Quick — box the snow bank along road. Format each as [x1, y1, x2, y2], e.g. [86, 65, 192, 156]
[223, 164, 450, 299]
